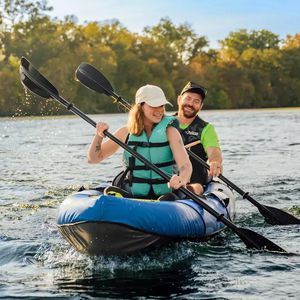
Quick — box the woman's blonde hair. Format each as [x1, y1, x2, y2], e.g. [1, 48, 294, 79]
[127, 103, 145, 135]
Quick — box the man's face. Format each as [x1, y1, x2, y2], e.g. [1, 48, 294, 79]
[178, 91, 203, 118]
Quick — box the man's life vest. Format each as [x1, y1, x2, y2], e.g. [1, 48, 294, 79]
[178, 115, 209, 185]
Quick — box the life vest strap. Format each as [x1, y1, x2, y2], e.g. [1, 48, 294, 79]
[132, 160, 175, 170]
[127, 141, 169, 147]
[131, 176, 168, 184]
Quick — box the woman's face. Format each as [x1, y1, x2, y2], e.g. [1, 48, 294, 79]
[142, 103, 165, 124]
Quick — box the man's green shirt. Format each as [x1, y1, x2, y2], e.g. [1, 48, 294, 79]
[179, 123, 220, 151]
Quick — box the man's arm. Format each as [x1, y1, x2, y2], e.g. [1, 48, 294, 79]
[201, 123, 223, 177]
[206, 147, 223, 177]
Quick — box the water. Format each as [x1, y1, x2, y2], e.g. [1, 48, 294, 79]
[1, 109, 300, 299]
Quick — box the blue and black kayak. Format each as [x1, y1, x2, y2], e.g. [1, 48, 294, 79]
[56, 181, 235, 255]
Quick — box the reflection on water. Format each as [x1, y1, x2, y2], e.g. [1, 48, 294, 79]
[1, 109, 300, 299]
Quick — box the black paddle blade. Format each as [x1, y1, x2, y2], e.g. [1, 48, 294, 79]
[19, 57, 59, 99]
[260, 205, 300, 225]
[75, 63, 114, 96]
[236, 227, 286, 252]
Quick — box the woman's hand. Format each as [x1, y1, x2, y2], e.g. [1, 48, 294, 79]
[96, 122, 109, 138]
[88, 125, 128, 164]
[168, 174, 187, 190]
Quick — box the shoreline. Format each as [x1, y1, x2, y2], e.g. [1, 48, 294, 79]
[1, 106, 300, 120]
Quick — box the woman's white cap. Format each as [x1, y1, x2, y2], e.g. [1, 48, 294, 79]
[135, 84, 173, 107]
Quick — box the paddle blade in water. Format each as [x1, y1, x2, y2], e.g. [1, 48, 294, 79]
[261, 205, 300, 225]
[19, 57, 59, 99]
[75, 63, 114, 96]
[236, 227, 286, 252]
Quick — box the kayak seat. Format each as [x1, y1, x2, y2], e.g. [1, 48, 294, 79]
[104, 185, 132, 198]
[157, 192, 179, 202]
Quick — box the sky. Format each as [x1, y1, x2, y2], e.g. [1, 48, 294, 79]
[46, 0, 300, 48]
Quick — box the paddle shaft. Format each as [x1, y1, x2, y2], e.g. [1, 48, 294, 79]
[109, 91, 131, 111]
[187, 151, 261, 204]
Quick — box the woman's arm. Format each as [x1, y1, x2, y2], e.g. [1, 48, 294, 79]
[167, 126, 192, 189]
[87, 123, 128, 164]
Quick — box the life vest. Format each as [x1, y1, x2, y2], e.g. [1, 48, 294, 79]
[123, 116, 177, 197]
[178, 115, 209, 185]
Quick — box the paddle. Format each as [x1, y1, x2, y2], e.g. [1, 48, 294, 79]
[76, 62, 131, 111]
[19, 57, 286, 252]
[187, 151, 300, 225]
[75, 63, 300, 226]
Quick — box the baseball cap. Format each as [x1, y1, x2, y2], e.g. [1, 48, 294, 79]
[135, 84, 173, 107]
[180, 81, 207, 100]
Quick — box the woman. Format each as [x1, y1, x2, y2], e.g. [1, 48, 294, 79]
[87, 84, 192, 199]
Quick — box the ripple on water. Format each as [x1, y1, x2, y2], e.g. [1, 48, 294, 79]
[0, 241, 40, 266]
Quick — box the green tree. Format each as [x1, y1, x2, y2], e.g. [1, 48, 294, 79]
[144, 18, 208, 64]
[0, 0, 52, 64]
[278, 34, 300, 106]
[221, 29, 280, 52]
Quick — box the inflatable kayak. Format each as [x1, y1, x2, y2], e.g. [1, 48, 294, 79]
[57, 181, 235, 255]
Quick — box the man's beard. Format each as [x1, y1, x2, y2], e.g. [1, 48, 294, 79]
[182, 105, 198, 118]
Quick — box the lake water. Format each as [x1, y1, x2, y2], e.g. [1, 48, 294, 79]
[1, 109, 300, 299]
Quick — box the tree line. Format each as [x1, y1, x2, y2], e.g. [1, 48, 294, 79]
[1, 0, 300, 116]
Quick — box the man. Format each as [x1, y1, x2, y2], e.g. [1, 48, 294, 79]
[177, 82, 223, 195]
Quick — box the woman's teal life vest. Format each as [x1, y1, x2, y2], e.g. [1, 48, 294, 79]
[123, 115, 178, 197]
